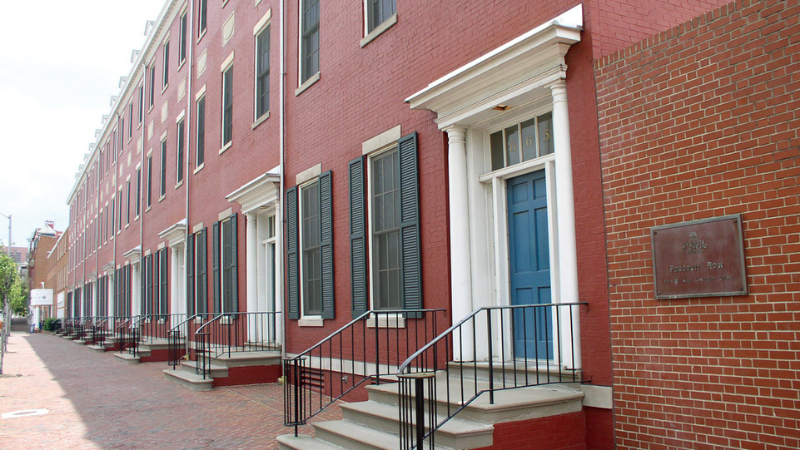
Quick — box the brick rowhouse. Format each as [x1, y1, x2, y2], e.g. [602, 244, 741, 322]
[596, 0, 800, 448]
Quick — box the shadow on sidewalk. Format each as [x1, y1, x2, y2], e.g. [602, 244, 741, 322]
[17, 333, 341, 449]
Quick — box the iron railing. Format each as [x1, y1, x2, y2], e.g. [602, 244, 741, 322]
[167, 313, 208, 369]
[194, 311, 282, 379]
[114, 316, 133, 352]
[62, 317, 74, 337]
[283, 309, 447, 436]
[123, 314, 188, 358]
[396, 302, 587, 450]
[91, 317, 109, 348]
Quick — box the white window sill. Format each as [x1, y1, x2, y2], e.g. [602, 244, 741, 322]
[298, 316, 324, 327]
[361, 14, 397, 48]
[194, 163, 205, 174]
[252, 112, 269, 129]
[219, 142, 232, 155]
[295, 72, 320, 96]
[175, 180, 184, 189]
[159, 194, 166, 203]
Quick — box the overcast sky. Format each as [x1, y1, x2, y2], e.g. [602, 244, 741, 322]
[0, 0, 166, 249]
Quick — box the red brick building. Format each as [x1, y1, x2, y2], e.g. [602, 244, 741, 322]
[62, 0, 798, 449]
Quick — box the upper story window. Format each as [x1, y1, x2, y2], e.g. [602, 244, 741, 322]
[148, 65, 156, 108]
[138, 84, 144, 124]
[490, 112, 553, 171]
[301, 180, 322, 316]
[162, 40, 170, 89]
[128, 102, 133, 140]
[177, 118, 185, 184]
[214, 214, 239, 314]
[196, 95, 206, 167]
[300, 0, 320, 84]
[367, 0, 395, 34]
[146, 154, 153, 208]
[198, 0, 208, 37]
[370, 149, 402, 309]
[179, 11, 188, 66]
[255, 25, 271, 119]
[160, 137, 168, 198]
[222, 65, 234, 147]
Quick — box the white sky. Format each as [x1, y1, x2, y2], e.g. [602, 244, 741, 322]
[0, 0, 166, 248]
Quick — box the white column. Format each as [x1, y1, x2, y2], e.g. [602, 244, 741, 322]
[445, 126, 474, 360]
[132, 264, 141, 316]
[246, 213, 258, 314]
[551, 80, 581, 369]
[108, 274, 115, 317]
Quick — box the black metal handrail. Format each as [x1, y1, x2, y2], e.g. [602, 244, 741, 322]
[125, 313, 188, 358]
[194, 311, 282, 379]
[92, 316, 109, 348]
[167, 313, 205, 369]
[396, 302, 588, 450]
[114, 316, 133, 352]
[283, 309, 447, 436]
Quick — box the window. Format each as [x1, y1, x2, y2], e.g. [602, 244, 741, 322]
[187, 228, 208, 315]
[162, 40, 170, 89]
[179, 11, 188, 65]
[135, 168, 141, 217]
[367, 0, 395, 34]
[156, 248, 168, 315]
[160, 138, 167, 197]
[286, 172, 333, 320]
[300, 0, 320, 84]
[256, 25, 271, 118]
[490, 112, 553, 171]
[99, 211, 104, 244]
[198, 0, 208, 37]
[370, 149, 401, 309]
[119, 123, 124, 152]
[118, 187, 123, 231]
[142, 255, 153, 315]
[213, 214, 238, 314]
[301, 181, 322, 315]
[350, 133, 421, 316]
[138, 84, 144, 124]
[177, 118, 185, 183]
[146, 155, 153, 208]
[196, 95, 206, 167]
[128, 103, 133, 140]
[222, 66, 234, 146]
[149, 64, 156, 108]
[126, 180, 131, 225]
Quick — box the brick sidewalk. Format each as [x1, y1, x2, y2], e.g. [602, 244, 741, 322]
[0, 330, 341, 449]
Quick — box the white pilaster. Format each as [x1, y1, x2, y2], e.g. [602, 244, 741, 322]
[170, 247, 180, 315]
[131, 264, 141, 316]
[246, 213, 258, 313]
[445, 126, 474, 359]
[551, 80, 581, 369]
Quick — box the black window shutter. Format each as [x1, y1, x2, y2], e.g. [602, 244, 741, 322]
[286, 187, 299, 320]
[213, 221, 221, 314]
[147, 256, 153, 315]
[199, 228, 208, 315]
[140, 258, 146, 316]
[398, 132, 422, 317]
[152, 254, 158, 315]
[230, 213, 239, 313]
[349, 157, 368, 318]
[187, 237, 195, 316]
[160, 248, 169, 315]
[319, 171, 334, 320]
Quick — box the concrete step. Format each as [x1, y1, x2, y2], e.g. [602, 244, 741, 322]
[366, 376, 583, 424]
[341, 400, 493, 449]
[88, 343, 114, 353]
[447, 361, 582, 386]
[179, 359, 228, 378]
[214, 350, 281, 367]
[312, 419, 453, 450]
[114, 352, 141, 365]
[277, 434, 345, 450]
[163, 367, 214, 391]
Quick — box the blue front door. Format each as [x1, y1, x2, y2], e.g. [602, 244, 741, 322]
[507, 170, 553, 360]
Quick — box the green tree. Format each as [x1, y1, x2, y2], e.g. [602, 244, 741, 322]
[8, 278, 28, 316]
[0, 253, 17, 309]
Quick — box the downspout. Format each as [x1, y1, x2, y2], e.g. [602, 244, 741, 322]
[140, 61, 147, 317]
[184, 0, 195, 317]
[112, 113, 120, 316]
[279, 0, 286, 361]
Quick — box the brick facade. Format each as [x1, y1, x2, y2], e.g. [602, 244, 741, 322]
[596, 0, 800, 448]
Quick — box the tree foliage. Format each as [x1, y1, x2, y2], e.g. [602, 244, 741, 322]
[0, 253, 27, 315]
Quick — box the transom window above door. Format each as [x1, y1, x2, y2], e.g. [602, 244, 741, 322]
[490, 112, 553, 171]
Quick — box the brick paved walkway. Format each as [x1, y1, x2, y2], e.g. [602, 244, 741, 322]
[0, 327, 341, 450]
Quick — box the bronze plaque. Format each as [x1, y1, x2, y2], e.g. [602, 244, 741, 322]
[651, 214, 747, 299]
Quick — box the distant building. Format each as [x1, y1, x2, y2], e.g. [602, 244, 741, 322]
[27, 221, 62, 324]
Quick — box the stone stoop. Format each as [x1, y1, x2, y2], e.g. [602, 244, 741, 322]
[163, 350, 282, 391]
[277, 371, 584, 450]
[109, 339, 176, 363]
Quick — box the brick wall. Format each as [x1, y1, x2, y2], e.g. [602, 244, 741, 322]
[596, 0, 800, 448]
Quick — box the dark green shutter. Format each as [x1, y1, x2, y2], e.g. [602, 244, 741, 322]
[187, 237, 195, 316]
[213, 221, 221, 314]
[349, 157, 368, 318]
[319, 171, 334, 319]
[140, 259, 146, 316]
[147, 256, 153, 315]
[286, 187, 299, 320]
[199, 228, 208, 314]
[230, 214, 239, 313]
[160, 248, 168, 315]
[398, 133, 422, 317]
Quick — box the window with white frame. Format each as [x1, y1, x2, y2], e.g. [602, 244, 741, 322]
[300, 0, 320, 84]
[160, 137, 167, 197]
[196, 94, 206, 167]
[198, 0, 208, 37]
[489, 112, 553, 171]
[213, 214, 238, 314]
[366, 0, 395, 34]
[222, 65, 234, 147]
[255, 24, 271, 119]
[176, 118, 185, 184]
[301, 180, 322, 316]
[162, 39, 170, 89]
[179, 11, 188, 66]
